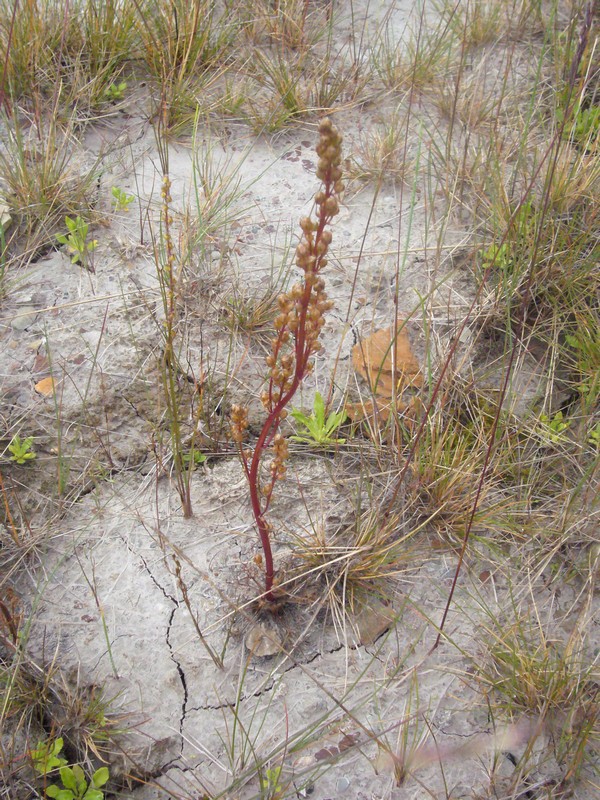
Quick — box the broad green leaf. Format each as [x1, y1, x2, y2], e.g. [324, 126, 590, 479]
[83, 790, 104, 800]
[47, 788, 74, 800]
[73, 764, 87, 793]
[91, 767, 110, 788]
[313, 391, 325, 427]
[289, 408, 310, 426]
[59, 766, 78, 791]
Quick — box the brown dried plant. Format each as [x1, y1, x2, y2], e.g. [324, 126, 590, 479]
[230, 118, 343, 603]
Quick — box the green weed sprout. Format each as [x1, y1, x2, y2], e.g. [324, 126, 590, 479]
[260, 765, 283, 799]
[182, 450, 207, 468]
[30, 738, 67, 775]
[479, 241, 513, 273]
[7, 434, 36, 464]
[557, 99, 600, 147]
[55, 216, 97, 267]
[290, 391, 346, 445]
[111, 187, 135, 212]
[538, 410, 571, 444]
[46, 764, 109, 800]
[103, 81, 127, 102]
[230, 118, 344, 602]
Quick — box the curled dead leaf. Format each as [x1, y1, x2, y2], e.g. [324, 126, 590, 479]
[352, 325, 422, 397]
[348, 325, 422, 424]
[244, 623, 282, 657]
[34, 376, 56, 396]
[351, 600, 396, 645]
[338, 733, 359, 752]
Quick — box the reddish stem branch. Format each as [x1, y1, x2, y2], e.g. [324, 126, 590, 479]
[231, 119, 343, 601]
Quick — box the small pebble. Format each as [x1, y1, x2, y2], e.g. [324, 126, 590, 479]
[336, 777, 350, 792]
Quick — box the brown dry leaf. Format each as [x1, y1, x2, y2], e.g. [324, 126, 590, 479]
[346, 391, 422, 426]
[34, 376, 56, 396]
[348, 325, 422, 424]
[338, 733, 359, 752]
[352, 325, 422, 398]
[244, 623, 282, 657]
[351, 600, 396, 645]
[32, 355, 49, 374]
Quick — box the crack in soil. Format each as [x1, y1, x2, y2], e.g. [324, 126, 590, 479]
[165, 603, 189, 739]
[187, 641, 346, 713]
[119, 535, 189, 748]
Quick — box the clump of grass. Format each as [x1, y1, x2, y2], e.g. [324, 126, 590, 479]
[372, 8, 459, 91]
[0, 0, 135, 115]
[230, 118, 344, 603]
[477, 595, 599, 788]
[407, 394, 505, 542]
[240, 0, 324, 50]
[221, 280, 281, 344]
[348, 109, 413, 185]
[190, 127, 252, 245]
[440, 0, 545, 47]
[290, 505, 418, 616]
[0, 112, 100, 264]
[134, 0, 235, 133]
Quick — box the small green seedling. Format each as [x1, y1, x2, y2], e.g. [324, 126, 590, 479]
[479, 241, 514, 273]
[182, 450, 207, 468]
[290, 391, 347, 445]
[260, 765, 283, 799]
[30, 738, 67, 775]
[111, 186, 135, 212]
[103, 81, 127, 102]
[7, 434, 36, 464]
[557, 100, 600, 147]
[588, 422, 600, 448]
[55, 216, 97, 266]
[46, 764, 109, 800]
[538, 410, 571, 444]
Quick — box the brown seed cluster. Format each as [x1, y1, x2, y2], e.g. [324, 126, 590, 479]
[230, 403, 249, 444]
[161, 175, 175, 278]
[263, 118, 344, 413]
[268, 432, 289, 488]
[229, 120, 343, 576]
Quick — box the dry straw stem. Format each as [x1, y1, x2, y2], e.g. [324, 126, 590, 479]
[230, 117, 343, 603]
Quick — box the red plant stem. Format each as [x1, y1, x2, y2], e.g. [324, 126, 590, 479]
[247, 170, 337, 599]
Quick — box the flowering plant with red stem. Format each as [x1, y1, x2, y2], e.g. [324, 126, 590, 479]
[230, 118, 344, 602]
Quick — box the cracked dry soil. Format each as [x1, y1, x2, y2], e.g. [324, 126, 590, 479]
[1, 2, 599, 798]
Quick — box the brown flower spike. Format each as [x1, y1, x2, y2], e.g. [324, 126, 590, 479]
[231, 118, 344, 601]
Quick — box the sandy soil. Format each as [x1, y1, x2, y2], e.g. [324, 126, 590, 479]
[1, 1, 598, 798]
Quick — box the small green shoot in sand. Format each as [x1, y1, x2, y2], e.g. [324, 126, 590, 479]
[111, 186, 135, 212]
[182, 450, 207, 469]
[538, 410, 571, 444]
[46, 763, 110, 800]
[290, 391, 347, 445]
[259, 764, 283, 799]
[55, 216, 97, 267]
[103, 81, 127, 102]
[7, 434, 36, 464]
